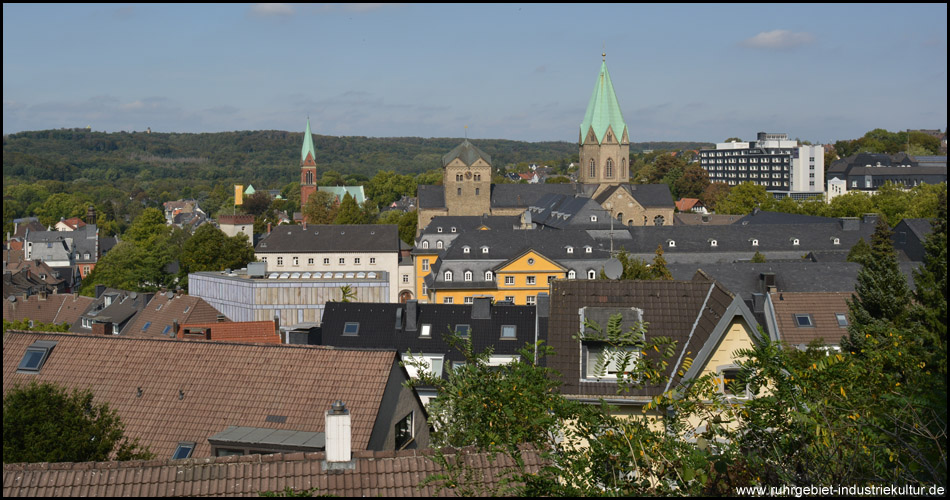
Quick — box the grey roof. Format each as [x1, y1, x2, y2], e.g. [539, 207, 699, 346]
[417, 184, 446, 209]
[69, 288, 152, 334]
[526, 193, 612, 229]
[442, 139, 492, 167]
[594, 184, 674, 208]
[899, 218, 935, 241]
[208, 425, 325, 451]
[735, 211, 844, 225]
[419, 215, 521, 236]
[255, 224, 400, 253]
[490, 184, 592, 208]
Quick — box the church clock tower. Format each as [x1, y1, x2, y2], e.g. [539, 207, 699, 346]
[579, 53, 629, 186]
[300, 118, 318, 208]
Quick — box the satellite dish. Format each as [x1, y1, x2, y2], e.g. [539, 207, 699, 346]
[603, 258, 623, 280]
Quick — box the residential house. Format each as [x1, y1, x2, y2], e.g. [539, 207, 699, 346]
[674, 198, 707, 214]
[2, 292, 94, 328]
[69, 286, 152, 336]
[217, 214, 255, 241]
[319, 296, 548, 404]
[54, 217, 86, 232]
[547, 279, 761, 416]
[3, 331, 430, 459]
[123, 291, 225, 339]
[825, 153, 946, 201]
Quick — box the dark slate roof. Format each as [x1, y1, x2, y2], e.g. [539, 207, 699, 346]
[419, 215, 520, 236]
[526, 193, 612, 229]
[669, 261, 920, 299]
[320, 300, 544, 371]
[442, 139, 491, 167]
[547, 279, 741, 400]
[490, 184, 590, 208]
[674, 213, 743, 225]
[735, 210, 843, 225]
[417, 184, 446, 209]
[255, 225, 400, 253]
[898, 218, 935, 242]
[594, 184, 674, 208]
[439, 227, 612, 263]
[69, 288, 151, 334]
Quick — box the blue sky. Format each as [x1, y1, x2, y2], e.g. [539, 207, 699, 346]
[3, 3, 946, 144]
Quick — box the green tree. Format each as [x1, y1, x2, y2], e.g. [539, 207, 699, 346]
[700, 182, 731, 212]
[332, 193, 367, 224]
[4, 381, 153, 463]
[616, 248, 652, 280]
[751, 251, 767, 263]
[301, 191, 339, 225]
[909, 189, 947, 377]
[716, 182, 774, 215]
[377, 209, 418, 246]
[650, 244, 672, 280]
[846, 237, 873, 265]
[35, 192, 90, 228]
[179, 224, 255, 277]
[673, 164, 710, 200]
[3, 319, 71, 333]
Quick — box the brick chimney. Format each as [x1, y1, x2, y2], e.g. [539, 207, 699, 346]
[325, 400, 352, 465]
[92, 322, 112, 336]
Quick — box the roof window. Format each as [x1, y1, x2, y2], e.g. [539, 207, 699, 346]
[793, 314, 814, 327]
[343, 322, 360, 336]
[173, 442, 196, 460]
[17, 341, 57, 373]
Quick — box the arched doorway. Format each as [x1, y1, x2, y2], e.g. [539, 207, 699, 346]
[399, 290, 414, 303]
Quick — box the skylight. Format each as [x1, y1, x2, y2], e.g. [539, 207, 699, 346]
[17, 341, 57, 373]
[343, 322, 360, 336]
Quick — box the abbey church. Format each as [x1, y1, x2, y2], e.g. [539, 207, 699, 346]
[299, 56, 674, 229]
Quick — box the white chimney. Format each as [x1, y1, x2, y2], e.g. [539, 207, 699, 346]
[325, 400, 351, 463]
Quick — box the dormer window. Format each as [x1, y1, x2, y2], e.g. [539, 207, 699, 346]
[485, 271, 493, 281]
[444, 271, 453, 282]
[792, 238, 800, 246]
[481, 246, 489, 254]
[751, 239, 759, 246]
[568, 270, 576, 279]
[590, 215, 598, 222]
[587, 269, 596, 279]
[464, 271, 472, 281]
[668, 240, 676, 248]
[422, 241, 429, 249]
[463, 246, 470, 254]
[710, 239, 718, 248]
[832, 237, 840, 245]
[585, 246, 592, 254]
[567, 246, 574, 254]
[437, 227, 443, 233]
[451, 227, 457, 233]
[437, 240, 443, 249]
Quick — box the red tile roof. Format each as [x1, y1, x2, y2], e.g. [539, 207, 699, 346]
[3, 332, 400, 459]
[769, 292, 854, 346]
[674, 198, 703, 212]
[124, 293, 224, 339]
[179, 321, 280, 344]
[2, 448, 544, 497]
[2, 293, 93, 326]
[58, 217, 86, 230]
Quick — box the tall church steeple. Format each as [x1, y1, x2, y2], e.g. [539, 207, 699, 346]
[579, 54, 629, 185]
[300, 118, 318, 208]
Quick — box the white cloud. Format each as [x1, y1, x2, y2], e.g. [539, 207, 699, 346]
[740, 30, 815, 49]
[250, 3, 294, 17]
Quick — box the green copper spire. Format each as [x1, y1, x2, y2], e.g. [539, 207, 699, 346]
[579, 57, 628, 145]
[301, 118, 317, 164]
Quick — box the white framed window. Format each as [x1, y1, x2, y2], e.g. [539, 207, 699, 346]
[339, 257, 345, 264]
[567, 246, 574, 254]
[370, 257, 376, 264]
[437, 227, 443, 233]
[437, 240, 443, 249]
[292, 257, 298, 266]
[402, 274, 409, 283]
[832, 237, 840, 245]
[526, 295, 536, 305]
[587, 269, 596, 279]
[485, 271, 493, 281]
[500, 325, 517, 339]
[354, 258, 361, 265]
[464, 296, 474, 304]
[277, 257, 283, 266]
[443, 297, 454, 304]
[505, 276, 514, 285]
[444, 271, 453, 281]
[718, 366, 750, 399]
[420, 324, 431, 338]
[668, 240, 676, 248]
[792, 238, 800, 246]
[481, 246, 489, 254]
[422, 259, 429, 272]
[710, 239, 718, 247]
[585, 246, 592, 253]
[585, 343, 640, 380]
[526, 276, 536, 285]
[751, 239, 759, 247]
[464, 271, 472, 281]
[568, 270, 576, 279]
[451, 227, 457, 233]
[422, 241, 429, 249]
[590, 215, 598, 222]
[463, 246, 470, 254]
[308, 258, 314, 265]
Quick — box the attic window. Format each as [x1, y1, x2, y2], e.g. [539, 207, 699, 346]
[422, 241, 429, 249]
[481, 246, 489, 254]
[668, 240, 676, 248]
[420, 324, 432, 338]
[437, 227, 443, 233]
[162, 325, 172, 335]
[792, 238, 800, 246]
[456, 324, 471, 338]
[793, 314, 814, 327]
[835, 313, 849, 327]
[751, 239, 759, 246]
[832, 237, 840, 245]
[142, 321, 151, 332]
[437, 240, 444, 249]
[710, 239, 718, 247]
[172, 442, 196, 460]
[463, 246, 470, 254]
[343, 322, 360, 336]
[451, 227, 457, 233]
[567, 246, 574, 254]
[585, 246, 592, 254]
[17, 341, 57, 373]
[590, 215, 598, 222]
[444, 271, 453, 281]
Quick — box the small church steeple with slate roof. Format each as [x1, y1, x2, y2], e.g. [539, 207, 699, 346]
[300, 118, 318, 207]
[579, 53, 629, 186]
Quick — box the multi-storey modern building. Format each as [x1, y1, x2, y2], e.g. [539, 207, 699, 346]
[825, 152, 947, 202]
[700, 132, 825, 200]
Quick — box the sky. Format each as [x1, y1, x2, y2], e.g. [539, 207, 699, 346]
[3, 3, 947, 144]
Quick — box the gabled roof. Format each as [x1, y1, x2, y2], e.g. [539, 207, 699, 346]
[69, 288, 151, 334]
[442, 139, 491, 167]
[594, 184, 674, 208]
[124, 293, 224, 338]
[674, 198, 703, 212]
[2, 293, 94, 326]
[2, 332, 402, 459]
[2, 448, 545, 498]
[580, 59, 628, 145]
[256, 224, 400, 254]
[766, 291, 853, 347]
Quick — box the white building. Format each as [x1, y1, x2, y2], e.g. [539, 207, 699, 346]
[700, 132, 824, 200]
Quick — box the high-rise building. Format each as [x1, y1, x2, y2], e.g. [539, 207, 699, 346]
[699, 132, 824, 200]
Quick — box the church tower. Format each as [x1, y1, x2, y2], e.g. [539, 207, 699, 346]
[300, 118, 318, 208]
[578, 53, 629, 186]
[443, 139, 492, 217]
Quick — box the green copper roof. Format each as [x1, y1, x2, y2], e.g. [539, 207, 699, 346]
[244, 184, 256, 195]
[301, 118, 317, 164]
[442, 139, 491, 167]
[579, 60, 627, 145]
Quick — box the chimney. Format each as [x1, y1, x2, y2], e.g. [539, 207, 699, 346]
[267, 222, 272, 234]
[536, 292, 550, 318]
[760, 272, 776, 293]
[274, 315, 280, 339]
[92, 321, 112, 336]
[303, 220, 307, 231]
[862, 213, 879, 225]
[405, 300, 418, 332]
[472, 296, 491, 319]
[95, 284, 106, 299]
[172, 320, 179, 337]
[751, 293, 766, 314]
[325, 400, 352, 464]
